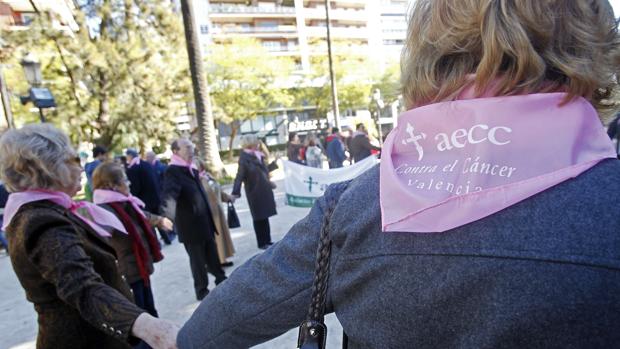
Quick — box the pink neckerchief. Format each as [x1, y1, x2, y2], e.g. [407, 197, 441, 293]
[380, 92, 616, 233]
[127, 157, 140, 168]
[170, 154, 198, 176]
[2, 190, 127, 237]
[93, 189, 147, 219]
[243, 148, 264, 161]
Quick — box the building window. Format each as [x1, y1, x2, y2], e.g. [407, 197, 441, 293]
[200, 25, 209, 34]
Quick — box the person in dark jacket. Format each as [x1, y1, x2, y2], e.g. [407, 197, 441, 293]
[84, 145, 108, 200]
[176, 1, 620, 348]
[325, 127, 347, 168]
[126, 149, 171, 245]
[0, 124, 178, 349]
[286, 132, 304, 164]
[232, 134, 278, 249]
[92, 163, 174, 330]
[161, 138, 227, 300]
[349, 123, 381, 163]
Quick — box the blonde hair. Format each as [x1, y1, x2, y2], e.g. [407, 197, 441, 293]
[401, 0, 620, 112]
[92, 162, 125, 191]
[0, 124, 78, 192]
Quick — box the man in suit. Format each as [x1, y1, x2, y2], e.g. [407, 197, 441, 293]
[161, 138, 226, 300]
[125, 148, 171, 245]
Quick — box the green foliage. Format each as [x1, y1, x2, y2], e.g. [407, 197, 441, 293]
[292, 39, 380, 117]
[207, 38, 294, 122]
[206, 37, 294, 153]
[1, 0, 191, 150]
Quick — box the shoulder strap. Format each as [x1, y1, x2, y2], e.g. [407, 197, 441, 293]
[298, 182, 349, 349]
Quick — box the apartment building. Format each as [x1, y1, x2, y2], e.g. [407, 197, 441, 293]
[194, 0, 412, 72]
[0, 0, 77, 32]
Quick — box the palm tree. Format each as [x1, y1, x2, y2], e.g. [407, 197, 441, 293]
[179, 0, 224, 175]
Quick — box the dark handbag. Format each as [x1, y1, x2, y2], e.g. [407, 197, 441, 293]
[296, 194, 348, 349]
[227, 202, 241, 229]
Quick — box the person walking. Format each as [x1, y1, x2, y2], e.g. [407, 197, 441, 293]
[0, 124, 178, 349]
[196, 159, 235, 267]
[161, 138, 227, 300]
[177, 1, 620, 348]
[232, 134, 278, 250]
[92, 162, 174, 346]
[326, 127, 347, 168]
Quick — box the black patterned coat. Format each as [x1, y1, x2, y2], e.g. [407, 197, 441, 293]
[6, 201, 144, 349]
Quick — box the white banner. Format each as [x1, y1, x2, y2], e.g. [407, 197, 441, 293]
[283, 156, 378, 207]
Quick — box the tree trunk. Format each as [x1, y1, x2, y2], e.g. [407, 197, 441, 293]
[227, 122, 239, 161]
[179, 0, 225, 176]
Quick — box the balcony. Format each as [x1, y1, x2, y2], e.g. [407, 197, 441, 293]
[209, 4, 296, 17]
[303, 7, 368, 22]
[305, 25, 369, 39]
[211, 25, 299, 39]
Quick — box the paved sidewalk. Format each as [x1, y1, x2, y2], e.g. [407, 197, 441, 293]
[0, 177, 342, 349]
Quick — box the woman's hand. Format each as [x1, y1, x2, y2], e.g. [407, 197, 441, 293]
[158, 217, 174, 231]
[132, 313, 179, 349]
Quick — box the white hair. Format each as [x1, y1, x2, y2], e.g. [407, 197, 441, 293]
[0, 124, 78, 192]
[239, 134, 259, 149]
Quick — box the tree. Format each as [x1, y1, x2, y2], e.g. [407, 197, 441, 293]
[180, 0, 224, 174]
[0, 1, 191, 151]
[292, 39, 378, 119]
[206, 38, 295, 158]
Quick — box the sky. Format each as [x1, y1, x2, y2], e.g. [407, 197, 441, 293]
[611, 0, 620, 16]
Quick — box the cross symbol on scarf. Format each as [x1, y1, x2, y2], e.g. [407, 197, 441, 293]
[402, 122, 427, 161]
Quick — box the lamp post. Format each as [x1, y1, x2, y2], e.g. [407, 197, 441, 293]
[372, 88, 385, 146]
[19, 53, 55, 123]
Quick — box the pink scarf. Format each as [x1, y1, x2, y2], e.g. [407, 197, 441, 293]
[127, 157, 140, 168]
[243, 148, 264, 161]
[93, 189, 147, 219]
[170, 154, 198, 175]
[380, 92, 616, 233]
[2, 190, 127, 237]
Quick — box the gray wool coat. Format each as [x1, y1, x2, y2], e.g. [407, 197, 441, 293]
[177, 159, 620, 349]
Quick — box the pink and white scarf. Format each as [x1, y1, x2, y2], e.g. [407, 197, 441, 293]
[127, 157, 140, 169]
[380, 92, 616, 233]
[170, 154, 198, 175]
[2, 190, 127, 237]
[243, 148, 264, 161]
[93, 189, 147, 219]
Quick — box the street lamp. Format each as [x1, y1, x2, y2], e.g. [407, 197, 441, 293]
[19, 53, 55, 123]
[20, 53, 42, 86]
[372, 89, 385, 146]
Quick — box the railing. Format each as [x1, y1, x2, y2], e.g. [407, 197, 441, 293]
[212, 26, 298, 34]
[209, 4, 296, 14]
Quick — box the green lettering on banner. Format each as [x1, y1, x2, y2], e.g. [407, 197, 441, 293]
[286, 194, 316, 208]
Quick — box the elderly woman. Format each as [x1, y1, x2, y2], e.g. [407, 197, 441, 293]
[178, 1, 620, 348]
[0, 124, 177, 349]
[92, 162, 173, 326]
[231, 134, 278, 250]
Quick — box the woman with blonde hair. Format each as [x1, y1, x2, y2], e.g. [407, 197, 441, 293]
[0, 124, 177, 349]
[231, 134, 279, 249]
[195, 158, 236, 266]
[178, 1, 620, 348]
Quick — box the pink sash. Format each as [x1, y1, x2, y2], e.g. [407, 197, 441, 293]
[380, 93, 616, 233]
[2, 190, 127, 237]
[169, 154, 198, 175]
[93, 189, 147, 219]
